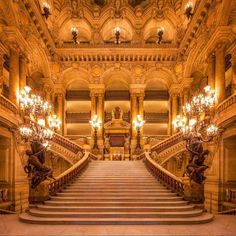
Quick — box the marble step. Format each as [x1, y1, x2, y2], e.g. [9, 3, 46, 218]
[44, 201, 189, 207]
[50, 196, 183, 202]
[19, 213, 214, 225]
[56, 192, 177, 197]
[60, 189, 172, 193]
[28, 208, 203, 218]
[36, 205, 195, 212]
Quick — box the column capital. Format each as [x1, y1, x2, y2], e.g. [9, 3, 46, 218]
[54, 83, 66, 95]
[180, 77, 193, 92]
[129, 84, 145, 95]
[169, 84, 181, 96]
[89, 84, 105, 96]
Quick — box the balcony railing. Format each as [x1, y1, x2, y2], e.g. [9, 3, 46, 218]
[216, 93, 236, 114]
[0, 95, 17, 114]
[144, 152, 184, 195]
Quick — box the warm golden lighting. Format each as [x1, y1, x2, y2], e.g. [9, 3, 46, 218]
[90, 115, 101, 129]
[133, 114, 145, 129]
[174, 86, 218, 140]
[18, 86, 60, 143]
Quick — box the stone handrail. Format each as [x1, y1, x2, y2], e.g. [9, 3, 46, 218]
[216, 93, 236, 114]
[49, 152, 90, 195]
[52, 133, 84, 154]
[151, 132, 183, 153]
[144, 152, 184, 195]
[0, 95, 18, 114]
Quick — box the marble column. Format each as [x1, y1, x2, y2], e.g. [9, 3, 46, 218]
[232, 53, 236, 94]
[171, 94, 178, 133]
[138, 93, 144, 142]
[0, 53, 3, 94]
[44, 85, 52, 103]
[19, 56, 27, 91]
[207, 54, 215, 90]
[131, 93, 137, 139]
[9, 47, 20, 104]
[90, 92, 96, 146]
[57, 93, 64, 135]
[215, 44, 226, 105]
[97, 93, 104, 140]
[183, 89, 190, 105]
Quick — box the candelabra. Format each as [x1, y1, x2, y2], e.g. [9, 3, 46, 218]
[114, 26, 121, 44]
[18, 86, 61, 188]
[42, 2, 51, 19]
[71, 27, 79, 44]
[185, 2, 194, 19]
[133, 114, 145, 154]
[157, 27, 164, 44]
[173, 86, 218, 184]
[90, 115, 101, 154]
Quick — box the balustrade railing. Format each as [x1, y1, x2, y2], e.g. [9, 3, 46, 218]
[151, 132, 183, 153]
[226, 189, 236, 203]
[0, 95, 18, 114]
[49, 152, 90, 195]
[0, 188, 8, 202]
[144, 152, 184, 195]
[216, 93, 236, 114]
[52, 133, 84, 154]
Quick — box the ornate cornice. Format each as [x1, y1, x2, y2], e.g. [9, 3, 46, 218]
[57, 47, 178, 63]
[179, 0, 213, 57]
[21, 0, 56, 56]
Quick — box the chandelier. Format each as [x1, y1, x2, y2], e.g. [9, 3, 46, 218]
[173, 86, 218, 185]
[18, 86, 61, 189]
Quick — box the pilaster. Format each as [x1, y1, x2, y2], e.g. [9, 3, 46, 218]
[215, 43, 226, 105]
[9, 45, 20, 105]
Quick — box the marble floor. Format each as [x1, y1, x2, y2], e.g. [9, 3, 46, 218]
[0, 214, 236, 236]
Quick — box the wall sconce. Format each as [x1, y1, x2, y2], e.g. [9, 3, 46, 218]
[71, 27, 79, 44]
[185, 2, 194, 19]
[157, 27, 164, 44]
[114, 26, 121, 44]
[42, 2, 51, 19]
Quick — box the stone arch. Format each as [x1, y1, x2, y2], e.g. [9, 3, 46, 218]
[61, 67, 91, 90]
[144, 67, 177, 89]
[100, 18, 134, 42]
[102, 67, 133, 90]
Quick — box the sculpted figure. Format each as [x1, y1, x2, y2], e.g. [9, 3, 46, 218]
[104, 137, 110, 154]
[24, 141, 54, 188]
[184, 130, 210, 184]
[124, 135, 130, 153]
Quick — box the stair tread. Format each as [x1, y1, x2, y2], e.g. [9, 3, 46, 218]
[20, 212, 213, 224]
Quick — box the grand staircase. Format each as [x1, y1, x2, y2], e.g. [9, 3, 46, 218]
[20, 161, 213, 224]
